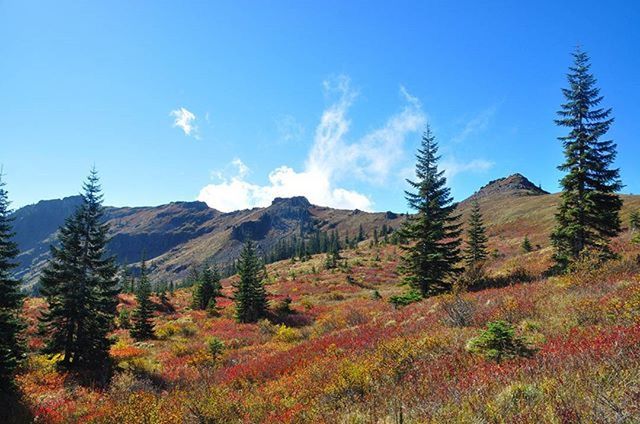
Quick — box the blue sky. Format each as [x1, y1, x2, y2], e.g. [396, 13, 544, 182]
[1, 1, 639, 212]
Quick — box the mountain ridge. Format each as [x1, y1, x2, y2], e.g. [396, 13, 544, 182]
[13, 173, 637, 291]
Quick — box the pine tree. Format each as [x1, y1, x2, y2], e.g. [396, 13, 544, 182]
[357, 224, 365, 242]
[39, 169, 120, 369]
[521, 236, 533, 253]
[630, 210, 640, 233]
[130, 258, 155, 340]
[194, 265, 221, 311]
[0, 173, 25, 388]
[551, 48, 623, 269]
[234, 240, 268, 323]
[464, 199, 488, 267]
[399, 127, 462, 297]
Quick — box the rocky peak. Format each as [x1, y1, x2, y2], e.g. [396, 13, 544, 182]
[471, 173, 548, 199]
[270, 196, 311, 208]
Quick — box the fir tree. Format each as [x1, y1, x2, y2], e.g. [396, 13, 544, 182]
[630, 210, 640, 233]
[234, 240, 268, 323]
[194, 265, 221, 311]
[130, 258, 155, 340]
[39, 169, 120, 369]
[357, 224, 365, 242]
[551, 48, 623, 269]
[521, 236, 533, 253]
[464, 199, 488, 267]
[398, 127, 462, 297]
[0, 173, 25, 388]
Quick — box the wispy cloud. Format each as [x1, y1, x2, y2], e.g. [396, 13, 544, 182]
[451, 105, 496, 144]
[197, 75, 426, 212]
[170, 107, 198, 138]
[275, 114, 304, 143]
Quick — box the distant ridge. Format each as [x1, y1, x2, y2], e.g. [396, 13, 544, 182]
[10, 195, 403, 290]
[469, 173, 548, 200]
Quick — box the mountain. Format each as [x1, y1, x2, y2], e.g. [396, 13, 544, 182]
[13, 173, 640, 291]
[11, 195, 405, 290]
[468, 173, 548, 200]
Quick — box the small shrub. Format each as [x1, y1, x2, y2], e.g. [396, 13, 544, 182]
[155, 317, 197, 340]
[170, 341, 197, 357]
[118, 308, 131, 329]
[257, 319, 277, 336]
[273, 296, 293, 314]
[389, 290, 422, 307]
[207, 337, 225, 362]
[441, 294, 475, 327]
[466, 320, 536, 362]
[493, 382, 542, 415]
[325, 360, 373, 403]
[521, 236, 533, 252]
[273, 324, 303, 343]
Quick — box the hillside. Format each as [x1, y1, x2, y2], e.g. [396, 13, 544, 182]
[6, 174, 640, 423]
[13, 174, 640, 293]
[12, 196, 404, 290]
[10, 208, 640, 423]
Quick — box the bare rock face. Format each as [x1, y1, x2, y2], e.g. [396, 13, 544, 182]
[470, 173, 548, 199]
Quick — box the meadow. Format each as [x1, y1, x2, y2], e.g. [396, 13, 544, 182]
[11, 230, 640, 423]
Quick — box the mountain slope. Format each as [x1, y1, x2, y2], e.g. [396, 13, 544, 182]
[12, 195, 405, 289]
[12, 173, 640, 290]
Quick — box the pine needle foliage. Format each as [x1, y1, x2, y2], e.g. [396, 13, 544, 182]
[39, 168, 120, 370]
[398, 127, 462, 297]
[464, 199, 488, 267]
[551, 48, 623, 269]
[130, 259, 155, 341]
[0, 173, 25, 388]
[234, 240, 268, 323]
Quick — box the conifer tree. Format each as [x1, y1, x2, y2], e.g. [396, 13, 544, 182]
[194, 265, 221, 311]
[0, 173, 25, 388]
[464, 199, 488, 267]
[399, 127, 462, 297]
[551, 48, 622, 269]
[39, 169, 120, 369]
[234, 240, 268, 323]
[630, 210, 640, 233]
[130, 259, 155, 340]
[521, 236, 533, 253]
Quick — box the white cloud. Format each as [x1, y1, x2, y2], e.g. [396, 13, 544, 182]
[198, 163, 372, 212]
[198, 76, 425, 212]
[170, 107, 198, 137]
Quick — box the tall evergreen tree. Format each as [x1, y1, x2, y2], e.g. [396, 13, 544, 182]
[234, 240, 268, 323]
[551, 48, 622, 269]
[39, 169, 120, 369]
[464, 199, 488, 267]
[357, 224, 365, 242]
[399, 127, 462, 297]
[193, 265, 221, 311]
[130, 258, 155, 340]
[0, 173, 25, 388]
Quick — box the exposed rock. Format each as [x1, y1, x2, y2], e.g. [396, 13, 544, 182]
[470, 173, 548, 199]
